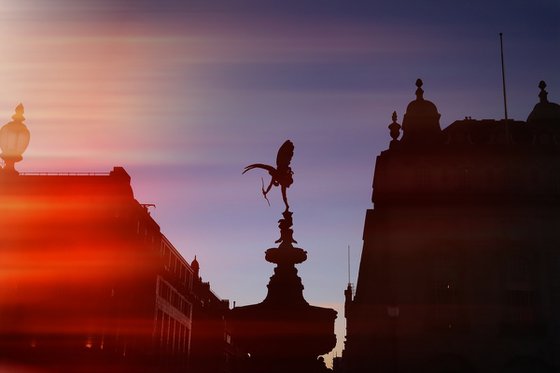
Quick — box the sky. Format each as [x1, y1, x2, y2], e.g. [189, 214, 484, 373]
[1, 0, 559, 363]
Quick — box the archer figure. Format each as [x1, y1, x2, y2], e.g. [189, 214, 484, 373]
[243, 140, 294, 212]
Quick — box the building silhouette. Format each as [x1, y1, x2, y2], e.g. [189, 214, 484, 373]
[343, 80, 560, 373]
[190, 256, 237, 373]
[0, 167, 234, 372]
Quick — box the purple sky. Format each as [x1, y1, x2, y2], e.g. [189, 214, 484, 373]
[2, 0, 559, 362]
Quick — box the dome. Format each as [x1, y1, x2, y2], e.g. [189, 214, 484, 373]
[527, 81, 560, 126]
[401, 79, 442, 146]
[191, 255, 200, 270]
[405, 99, 439, 118]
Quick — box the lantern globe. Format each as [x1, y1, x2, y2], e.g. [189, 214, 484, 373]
[0, 103, 30, 174]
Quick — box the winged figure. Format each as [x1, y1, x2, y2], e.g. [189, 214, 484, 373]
[243, 140, 294, 212]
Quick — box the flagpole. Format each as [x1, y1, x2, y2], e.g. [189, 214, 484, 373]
[347, 245, 350, 285]
[499, 33, 510, 143]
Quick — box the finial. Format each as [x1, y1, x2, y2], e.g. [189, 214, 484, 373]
[538, 80, 548, 104]
[12, 103, 25, 122]
[415, 79, 424, 100]
[191, 255, 200, 271]
[388, 111, 401, 141]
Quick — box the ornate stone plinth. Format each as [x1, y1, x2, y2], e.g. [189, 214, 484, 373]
[230, 211, 337, 373]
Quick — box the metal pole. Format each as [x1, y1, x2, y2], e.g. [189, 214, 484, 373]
[499, 33, 510, 143]
[347, 245, 350, 285]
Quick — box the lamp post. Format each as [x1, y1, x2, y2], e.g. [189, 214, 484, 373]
[0, 104, 30, 175]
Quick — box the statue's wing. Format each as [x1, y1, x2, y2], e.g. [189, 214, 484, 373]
[276, 140, 294, 170]
[243, 163, 275, 174]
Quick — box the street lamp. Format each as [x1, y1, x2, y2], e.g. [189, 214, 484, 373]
[0, 104, 30, 175]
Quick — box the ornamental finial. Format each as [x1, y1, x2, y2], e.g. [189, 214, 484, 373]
[12, 103, 25, 122]
[538, 80, 549, 104]
[415, 79, 424, 100]
[388, 111, 401, 141]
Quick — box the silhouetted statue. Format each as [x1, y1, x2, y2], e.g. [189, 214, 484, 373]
[243, 140, 294, 212]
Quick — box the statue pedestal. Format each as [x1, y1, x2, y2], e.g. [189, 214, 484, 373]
[230, 243, 337, 373]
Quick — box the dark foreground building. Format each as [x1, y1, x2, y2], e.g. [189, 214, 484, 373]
[344, 80, 560, 373]
[0, 167, 233, 372]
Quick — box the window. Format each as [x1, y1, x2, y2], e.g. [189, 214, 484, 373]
[506, 250, 531, 284]
[432, 255, 461, 305]
[502, 249, 539, 335]
[434, 280, 457, 304]
[178, 323, 183, 354]
[154, 309, 164, 348]
[462, 168, 470, 190]
[413, 167, 431, 189]
[164, 314, 170, 350]
[430, 253, 468, 332]
[185, 273, 192, 290]
[185, 327, 191, 354]
[171, 319, 177, 354]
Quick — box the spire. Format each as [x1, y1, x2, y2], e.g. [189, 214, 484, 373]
[191, 255, 200, 279]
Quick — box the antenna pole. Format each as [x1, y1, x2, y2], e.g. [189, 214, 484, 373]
[499, 33, 510, 142]
[347, 245, 350, 284]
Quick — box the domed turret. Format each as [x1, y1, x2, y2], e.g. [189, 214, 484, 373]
[527, 81, 560, 126]
[401, 79, 442, 146]
[191, 256, 200, 279]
